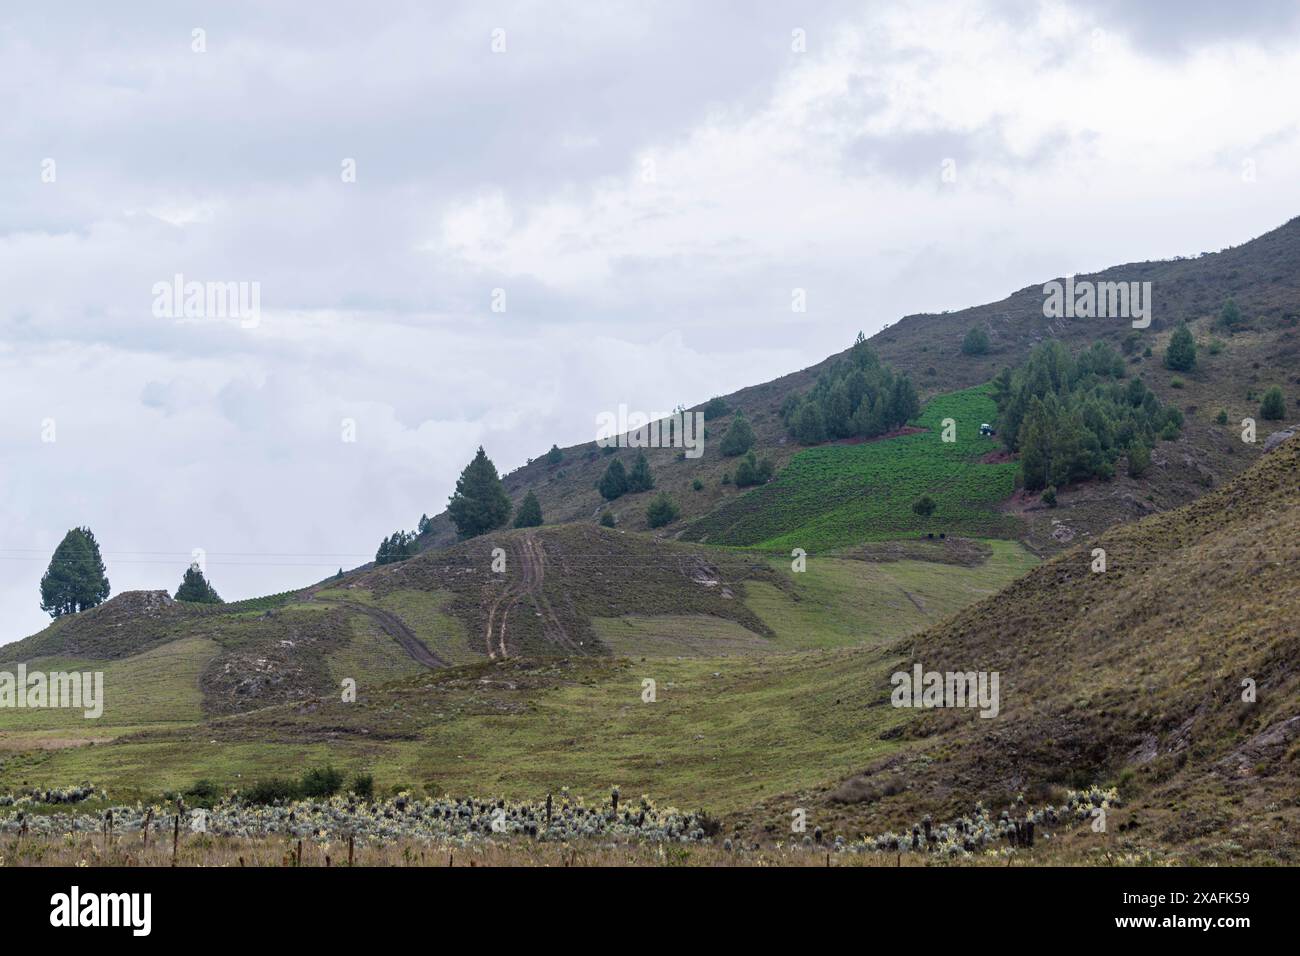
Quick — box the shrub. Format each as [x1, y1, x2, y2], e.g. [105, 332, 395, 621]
[351, 773, 375, 800]
[300, 765, 344, 798]
[184, 779, 222, 807]
[646, 493, 680, 529]
[599, 511, 616, 528]
[734, 451, 774, 488]
[961, 326, 990, 356]
[1041, 486, 1058, 507]
[691, 478, 704, 491]
[244, 778, 301, 805]
[1260, 385, 1286, 420]
[1215, 408, 1228, 425]
[1170, 377, 1184, 389]
[545, 444, 563, 466]
[1218, 297, 1242, 331]
[911, 495, 936, 517]
[719, 413, 756, 457]
[701, 396, 731, 421]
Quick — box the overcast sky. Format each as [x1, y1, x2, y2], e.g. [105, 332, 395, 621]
[3, 0, 1300, 643]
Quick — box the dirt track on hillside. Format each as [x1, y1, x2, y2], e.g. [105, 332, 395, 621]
[341, 602, 447, 668]
[483, 532, 576, 658]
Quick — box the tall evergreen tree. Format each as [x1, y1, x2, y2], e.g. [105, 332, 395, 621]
[446, 447, 512, 539]
[513, 490, 543, 528]
[625, 451, 655, 492]
[794, 401, 826, 444]
[175, 563, 222, 603]
[39, 527, 110, 618]
[1164, 323, 1197, 372]
[545, 444, 564, 466]
[598, 458, 629, 500]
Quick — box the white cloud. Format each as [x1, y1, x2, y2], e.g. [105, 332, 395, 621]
[3, 0, 1300, 641]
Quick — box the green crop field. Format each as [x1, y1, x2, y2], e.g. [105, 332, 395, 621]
[683, 384, 1023, 552]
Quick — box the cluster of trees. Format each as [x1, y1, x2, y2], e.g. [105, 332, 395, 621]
[175, 564, 222, 603]
[39, 527, 228, 616]
[598, 451, 654, 500]
[734, 451, 774, 487]
[443, 447, 550, 537]
[39, 528, 110, 618]
[779, 333, 920, 444]
[993, 340, 1181, 492]
[375, 529, 418, 564]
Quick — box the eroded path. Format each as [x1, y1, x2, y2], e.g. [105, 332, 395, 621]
[483, 532, 576, 658]
[340, 601, 448, 669]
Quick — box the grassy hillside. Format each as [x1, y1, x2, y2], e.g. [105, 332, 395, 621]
[1, 521, 1036, 732]
[416, 217, 1300, 555]
[763, 434, 1300, 862]
[682, 384, 1022, 550]
[3, 431, 1294, 858]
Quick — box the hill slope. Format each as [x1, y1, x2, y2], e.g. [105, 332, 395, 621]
[765, 434, 1300, 860]
[418, 216, 1300, 552]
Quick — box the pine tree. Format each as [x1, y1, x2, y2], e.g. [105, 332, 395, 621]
[39, 527, 110, 618]
[513, 490, 543, 527]
[626, 451, 655, 492]
[545, 444, 564, 466]
[1164, 323, 1197, 372]
[794, 402, 826, 444]
[1219, 297, 1242, 330]
[175, 564, 222, 603]
[719, 412, 756, 456]
[645, 492, 679, 529]
[447, 447, 512, 539]
[598, 458, 629, 500]
[375, 530, 417, 565]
